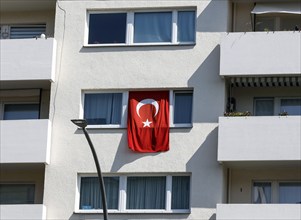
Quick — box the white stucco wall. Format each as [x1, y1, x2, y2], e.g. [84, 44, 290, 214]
[44, 0, 229, 219]
[220, 32, 301, 76]
[0, 38, 56, 81]
[0, 205, 46, 220]
[218, 116, 301, 162]
[0, 119, 51, 164]
[216, 204, 301, 220]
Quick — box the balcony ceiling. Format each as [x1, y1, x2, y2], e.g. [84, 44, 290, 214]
[0, 0, 56, 12]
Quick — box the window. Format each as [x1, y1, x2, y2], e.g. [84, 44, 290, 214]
[0, 184, 35, 204]
[0, 24, 46, 39]
[253, 182, 272, 203]
[252, 181, 301, 204]
[82, 90, 192, 127]
[279, 182, 301, 204]
[254, 98, 274, 116]
[3, 103, 40, 120]
[87, 10, 196, 45]
[83, 93, 123, 125]
[88, 13, 127, 44]
[280, 98, 301, 115]
[80, 177, 119, 209]
[78, 175, 190, 213]
[173, 91, 193, 125]
[255, 14, 301, 31]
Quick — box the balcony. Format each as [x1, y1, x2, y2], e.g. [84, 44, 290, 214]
[0, 205, 46, 220]
[0, 119, 51, 164]
[216, 204, 301, 220]
[0, 38, 56, 82]
[218, 116, 301, 162]
[220, 32, 301, 77]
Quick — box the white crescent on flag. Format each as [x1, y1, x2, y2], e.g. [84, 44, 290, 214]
[136, 99, 159, 118]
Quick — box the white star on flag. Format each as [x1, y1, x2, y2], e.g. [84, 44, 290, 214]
[142, 119, 152, 127]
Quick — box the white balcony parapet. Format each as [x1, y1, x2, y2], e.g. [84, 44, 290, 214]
[0, 38, 56, 81]
[0, 205, 46, 220]
[0, 119, 51, 164]
[220, 32, 301, 76]
[216, 204, 301, 220]
[218, 116, 301, 162]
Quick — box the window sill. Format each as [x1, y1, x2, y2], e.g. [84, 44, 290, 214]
[75, 209, 191, 214]
[86, 124, 125, 129]
[83, 42, 196, 48]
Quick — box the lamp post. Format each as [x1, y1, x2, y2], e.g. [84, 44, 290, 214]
[71, 119, 108, 220]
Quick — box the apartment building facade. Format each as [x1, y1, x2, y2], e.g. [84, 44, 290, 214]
[0, 0, 300, 220]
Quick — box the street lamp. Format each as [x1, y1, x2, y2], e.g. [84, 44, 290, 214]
[71, 119, 108, 220]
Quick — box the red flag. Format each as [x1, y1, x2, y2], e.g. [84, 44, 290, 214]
[127, 91, 169, 152]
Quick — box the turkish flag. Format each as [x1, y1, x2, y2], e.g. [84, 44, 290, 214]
[127, 91, 169, 152]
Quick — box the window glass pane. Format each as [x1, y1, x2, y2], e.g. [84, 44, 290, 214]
[80, 177, 119, 209]
[253, 182, 271, 204]
[174, 92, 193, 124]
[10, 24, 46, 39]
[126, 176, 166, 209]
[280, 99, 301, 115]
[279, 182, 301, 204]
[172, 176, 190, 209]
[280, 15, 301, 31]
[255, 17, 275, 31]
[254, 98, 274, 116]
[134, 12, 172, 43]
[84, 93, 122, 125]
[177, 11, 195, 42]
[88, 13, 127, 44]
[0, 184, 35, 204]
[3, 104, 39, 120]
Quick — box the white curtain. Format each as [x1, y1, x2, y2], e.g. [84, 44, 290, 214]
[177, 11, 195, 42]
[134, 12, 172, 43]
[84, 93, 122, 124]
[80, 177, 119, 209]
[253, 182, 271, 203]
[126, 177, 166, 209]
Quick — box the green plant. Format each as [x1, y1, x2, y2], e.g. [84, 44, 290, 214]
[224, 111, 251, 117]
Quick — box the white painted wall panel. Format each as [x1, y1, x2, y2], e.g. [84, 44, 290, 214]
[216, 204, 301, 220]
[218, 116, 301, 161]
[0, 119, 51, 164]
[0, 38, 56, 81]
[220, 32, 301, 76]
[0, 205, 46, 220]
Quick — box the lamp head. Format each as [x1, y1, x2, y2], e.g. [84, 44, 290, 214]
[71, 119, 88, 128]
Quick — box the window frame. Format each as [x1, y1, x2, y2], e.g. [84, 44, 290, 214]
[252, 180, 301, 204]
[85, 9, 196, 47]
[81, 89, 193, 129]
[0, 101, 40, 120]
[75, 173, 191, 214]
[81, 91, 128, 128]
[170, 90, 193, 128]
[253, 96, 301, 116]
[0, 182, 36, 204]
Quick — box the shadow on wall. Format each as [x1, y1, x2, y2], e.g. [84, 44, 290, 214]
[186, 127, 222, 209]
[188, 45, 224, 123]
[197, 0, 230, 32]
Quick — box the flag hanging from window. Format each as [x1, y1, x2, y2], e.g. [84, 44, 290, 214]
[127, 91, 169, 153]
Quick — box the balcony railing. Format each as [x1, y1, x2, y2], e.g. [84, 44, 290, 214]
[216, 204, 301, 220]
[0, 38, 56, 82]
[0, 119, 51, 164]
[218, 116, 301, 162]
[220, 32, 301, 76]
[0, 205, 46, 220]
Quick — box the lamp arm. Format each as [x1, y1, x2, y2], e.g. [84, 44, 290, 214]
[82, 128, 109, 220]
